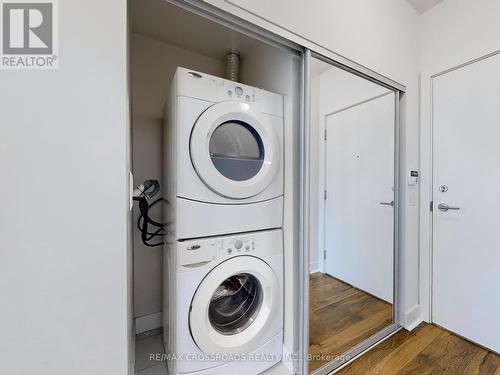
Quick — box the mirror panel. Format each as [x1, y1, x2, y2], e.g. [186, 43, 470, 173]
[308, 57, 396, 373]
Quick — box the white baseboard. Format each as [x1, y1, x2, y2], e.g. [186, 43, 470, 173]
[309, 262, 319, 273]
[403, 305, 422, 331]
[135, 312, 162, 334]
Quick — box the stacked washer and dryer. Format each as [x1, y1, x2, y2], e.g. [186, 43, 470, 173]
[163, 67, 285, 375]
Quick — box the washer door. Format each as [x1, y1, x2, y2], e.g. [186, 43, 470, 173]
[189, 256, 279, 355]
[190, 101, 280, 199]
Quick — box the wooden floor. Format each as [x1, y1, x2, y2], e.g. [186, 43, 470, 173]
[309, 272, 392, 372]
[337, 323, 500, 375]
[308, 273, 500, 374]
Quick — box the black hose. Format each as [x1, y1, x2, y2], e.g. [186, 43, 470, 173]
[134, 196, 168, 247]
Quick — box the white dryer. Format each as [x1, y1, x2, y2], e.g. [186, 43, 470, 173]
[163, 229, 284, 375]
[164, 67, 284, 239]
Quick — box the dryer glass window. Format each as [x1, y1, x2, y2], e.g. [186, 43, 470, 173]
[208, 273, 262, 335]
[209, 121, 264, 181]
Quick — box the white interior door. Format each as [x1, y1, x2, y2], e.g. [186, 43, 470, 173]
[432, 53, 500, 353]
[324, 92, 395, 303]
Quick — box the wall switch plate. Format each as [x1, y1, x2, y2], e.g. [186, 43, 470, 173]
[410, 191, 416, 206]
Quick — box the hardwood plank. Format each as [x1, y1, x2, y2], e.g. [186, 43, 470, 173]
[336, 323, 500, 375]
[394, 330, 475, 375]
[310, 308, 392, 355]
[369, 324, 442, 375]
[335, 326, 425, 374]
[308, 273, 393, 372]
[483, 352, 500, 375]
[463, 347, 494, 375]
[310, 293, 388, 344]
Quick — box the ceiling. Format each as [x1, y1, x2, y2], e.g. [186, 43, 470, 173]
[407, 0, 444, 13]
[131, 0, 266, 61]
[132, 0, 446, 58]
[311, 58, 332, 75]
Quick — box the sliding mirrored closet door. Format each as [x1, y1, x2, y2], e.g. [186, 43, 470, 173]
[306, 54, 400, 374]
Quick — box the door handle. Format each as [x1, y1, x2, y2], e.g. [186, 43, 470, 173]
[438, 203, 460, 212]
[379, 201, 394, 207]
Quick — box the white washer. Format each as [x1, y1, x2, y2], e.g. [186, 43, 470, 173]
[164, 67, 284, 239]
[163, 229, 283, 375]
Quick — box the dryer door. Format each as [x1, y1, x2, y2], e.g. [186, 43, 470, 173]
[189, 256, 280, 355]
[190, 101, 280, 199]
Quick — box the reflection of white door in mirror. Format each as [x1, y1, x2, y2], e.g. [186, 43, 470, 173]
[324, 92, 395, 303]
[308, 57, 399, 374]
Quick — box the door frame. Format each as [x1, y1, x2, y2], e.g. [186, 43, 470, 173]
[419, 49, 500, 326]
[319, 91, 394, 275]
[304, 51, 404, 375]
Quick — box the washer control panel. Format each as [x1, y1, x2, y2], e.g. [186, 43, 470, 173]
[177, 229, 282, 270]
[216, 235, 256, 257]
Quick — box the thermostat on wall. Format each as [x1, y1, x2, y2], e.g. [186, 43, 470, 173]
[408, 170, 419, 186]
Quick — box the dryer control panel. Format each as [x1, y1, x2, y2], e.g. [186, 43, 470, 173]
[216, 80, 256, 103]
[175, 67, 284, 117]
[177, 228, 282, 270]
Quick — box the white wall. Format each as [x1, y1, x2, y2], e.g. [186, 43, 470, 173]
[131, 33, 225, 319]
[318, 68, 390, 115]
[209, 0, 422, 328]
[0, 1, 131, 374]
[419, 0, 500, 322]
[420, 0, 500, 74]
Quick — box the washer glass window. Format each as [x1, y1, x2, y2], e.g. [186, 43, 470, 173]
[209, 121, 264, 181]
[208, 273, 263, 335]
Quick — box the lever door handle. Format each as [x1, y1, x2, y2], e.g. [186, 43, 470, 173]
[379, 201, 394, 207]
[438, 203, 460, 212]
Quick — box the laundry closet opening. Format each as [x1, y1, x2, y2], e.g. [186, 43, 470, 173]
[129, 1, 302, 374]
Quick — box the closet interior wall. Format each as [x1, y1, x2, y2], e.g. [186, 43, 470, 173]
[130, 0, 301, 360]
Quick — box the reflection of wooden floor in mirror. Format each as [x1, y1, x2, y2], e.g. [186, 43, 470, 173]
[309, 272, 392, 372]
